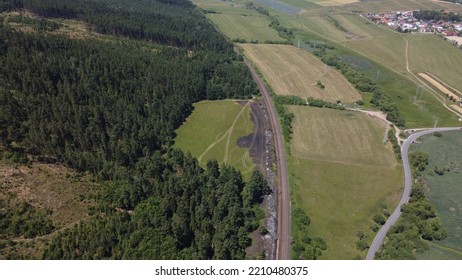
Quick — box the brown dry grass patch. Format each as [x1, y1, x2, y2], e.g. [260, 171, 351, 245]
[0, 160, 97, 229]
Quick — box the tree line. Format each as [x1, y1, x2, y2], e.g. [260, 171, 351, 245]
[414, 10, 462, 22]
[310, 43, 406, 127]
[376, 151, 447, 259]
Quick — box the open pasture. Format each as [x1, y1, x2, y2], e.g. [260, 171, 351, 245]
[208, 13, 284, 42]
[239, 44, 361, 103]
[290, 157, 403, 259]
[191, 0, 285, 42]
[408, 35, 462, 93]
[288, 106, 403, 259]
[290, 106, 396, 167]
[173, 100, 255, 177]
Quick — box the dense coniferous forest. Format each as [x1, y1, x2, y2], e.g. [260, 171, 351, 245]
[0, 0, 264, 259]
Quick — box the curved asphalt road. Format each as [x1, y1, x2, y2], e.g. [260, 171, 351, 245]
[366, 127, 462, 260]
[244, 59, 291, 260]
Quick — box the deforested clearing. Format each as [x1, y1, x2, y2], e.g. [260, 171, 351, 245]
[239, 44, 361, 103]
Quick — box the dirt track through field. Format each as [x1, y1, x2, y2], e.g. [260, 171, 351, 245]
[197, 101, 250, 164]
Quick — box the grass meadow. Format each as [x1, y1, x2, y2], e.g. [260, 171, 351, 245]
[288, 106, 403, 259]
[411, 131, 462, 259]
[289, 106, 396, 166]
[173, 100, 255, 178]
[191, 0, 285, 42]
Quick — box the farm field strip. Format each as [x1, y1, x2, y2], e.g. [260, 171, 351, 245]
[418, 73, 462, 101]
[450, 105, 462, 115]
[239, 44, 361, 103]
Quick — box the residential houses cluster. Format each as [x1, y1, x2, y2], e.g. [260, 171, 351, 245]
[361, 11, 462, 46]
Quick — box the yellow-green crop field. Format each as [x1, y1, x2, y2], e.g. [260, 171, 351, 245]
[239, 44, 361, 103]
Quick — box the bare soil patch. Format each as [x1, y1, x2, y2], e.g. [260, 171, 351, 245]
[450, 104, 462, 115]
[237, 101, 269, 169]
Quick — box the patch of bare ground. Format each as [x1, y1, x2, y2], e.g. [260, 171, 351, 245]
[2, 10, 99, 40]
[1, 161, 97, 227]
[450, 104, 462, 115]
[0, 158, 98, 258]
[245, 230, 266, 259]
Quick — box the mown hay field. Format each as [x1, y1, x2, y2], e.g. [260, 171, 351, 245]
[290, 106, 396, 167]
[239, 44, 361, 103]
[288, 106, 403, 259]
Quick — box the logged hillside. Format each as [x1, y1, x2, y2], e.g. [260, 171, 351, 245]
[0, 0, 264, 259]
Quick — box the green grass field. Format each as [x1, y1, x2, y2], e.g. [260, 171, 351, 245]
[173, 100, 255, 178]
[288, 106, 403, 259]
[191, 0, 285, 42]
[410, 131, 462, 259]
[290, 106, 396, 166]
[408, 35, 462, 92]
[208, 13, 284, 42]
[277, 0, 323, 10]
